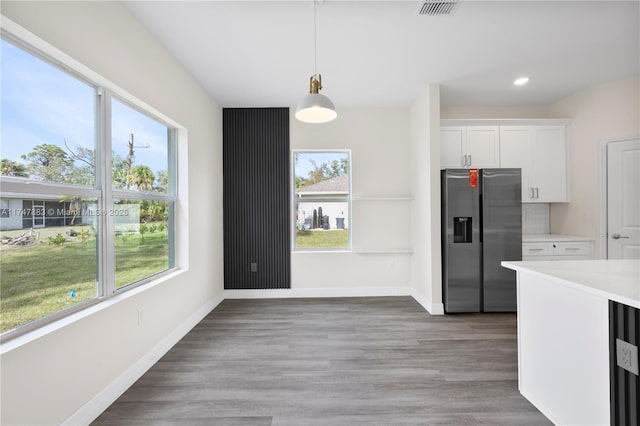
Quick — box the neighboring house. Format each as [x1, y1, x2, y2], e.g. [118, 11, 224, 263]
[0, 196, 140, 232]
[0, 196, 93, 231]
[295, 175, 349, 230]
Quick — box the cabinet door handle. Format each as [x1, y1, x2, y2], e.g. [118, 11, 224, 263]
[468, 155, 472, 166]
[535, 187, 539, 198]
[530, 188, 535, 199]
[564, 247, 580, 251]
[462, 155, 468, 167]
[528, 248, 544, 252]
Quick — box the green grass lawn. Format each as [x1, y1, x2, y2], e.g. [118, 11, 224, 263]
[296, 229, 349, 249]
[0, 231, 169, 334]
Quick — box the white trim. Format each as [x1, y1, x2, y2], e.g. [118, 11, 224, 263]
[411, 288, 445, 315]
[598, 139, 609, 259]
[62, 292, 224, 426]
[224, 286, 412, 299]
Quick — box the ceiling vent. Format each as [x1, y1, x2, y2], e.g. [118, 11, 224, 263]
[418, 0, 459, 16]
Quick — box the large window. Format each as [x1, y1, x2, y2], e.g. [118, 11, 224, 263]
[293, 151, 351, 250]
[0, 34, 178, 338]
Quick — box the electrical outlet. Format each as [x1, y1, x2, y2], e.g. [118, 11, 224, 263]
[616, 338, 639, 375]
[251, 263, 257, 273]
[138, 308, 145, 326]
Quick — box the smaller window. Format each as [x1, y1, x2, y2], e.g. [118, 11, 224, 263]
[293, 151, 351, 250]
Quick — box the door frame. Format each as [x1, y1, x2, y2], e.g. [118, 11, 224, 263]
[598, 135, 639, 259]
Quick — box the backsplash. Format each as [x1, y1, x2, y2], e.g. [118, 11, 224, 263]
[522, 203, 550, 234]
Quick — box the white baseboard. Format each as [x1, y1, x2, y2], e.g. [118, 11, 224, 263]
[412, 288, 445, 315]
[224, 286, 413, 299]
[63, 292, 224, 426]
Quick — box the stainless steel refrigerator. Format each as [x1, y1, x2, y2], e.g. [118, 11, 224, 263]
[441, 169, 522, 313]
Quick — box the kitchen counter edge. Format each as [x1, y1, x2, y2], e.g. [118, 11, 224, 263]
[502, 259, 639, 309]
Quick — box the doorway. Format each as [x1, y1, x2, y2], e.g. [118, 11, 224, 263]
[602, 137, 639, 259]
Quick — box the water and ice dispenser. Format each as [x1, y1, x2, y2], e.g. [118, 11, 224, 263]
[453, 217, 472, 243]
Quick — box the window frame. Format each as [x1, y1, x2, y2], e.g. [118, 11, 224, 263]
[291, 149, 352, 252]
[0, 27, 182, 341]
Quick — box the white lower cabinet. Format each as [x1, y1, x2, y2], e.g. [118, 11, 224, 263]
[523, 240, 593, 261]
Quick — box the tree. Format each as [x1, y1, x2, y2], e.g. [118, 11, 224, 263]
[126, 165, 155, 191]
[112, 152, 128, 189]
[21, 144, 72, 182]
[0, 159, 28, 177]
[297, 157, 349, 188]
[156, 170, 168, 192]
[63, 141, 95, 186]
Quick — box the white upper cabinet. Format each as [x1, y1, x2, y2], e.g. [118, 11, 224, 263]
[499, 126, 531, 201]
[440, 126, 500, 169]
[441, 119, 571, 203]
[499, 125, 568, 203]
[440, 127, 466, 168]
[466, 126, 500, 168]
[530, 126, 568, 202]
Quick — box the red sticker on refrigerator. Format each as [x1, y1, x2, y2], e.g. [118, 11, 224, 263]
[469, 169, 478, 187]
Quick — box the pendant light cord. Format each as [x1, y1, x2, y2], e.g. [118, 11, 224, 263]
[313, 0, 317, 77]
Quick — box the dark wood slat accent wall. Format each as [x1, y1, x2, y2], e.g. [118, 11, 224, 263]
[610, 300, 639, 426]
[223, 108, 290, 289]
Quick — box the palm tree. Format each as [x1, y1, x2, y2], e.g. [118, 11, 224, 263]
[126, 165, 155, 191]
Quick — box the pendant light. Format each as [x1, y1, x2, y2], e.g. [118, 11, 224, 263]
[295, 0, 337, 124]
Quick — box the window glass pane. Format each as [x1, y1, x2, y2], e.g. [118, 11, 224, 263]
[0, 196, 98, 333]
[114, 199, 172, 288]
[111, 99, 170, 193]
[294, 152, 350, 250]
[0, 39, 96, 186]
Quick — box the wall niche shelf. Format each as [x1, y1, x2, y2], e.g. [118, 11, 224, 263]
[352, 196, 413, 202]
[353, 249, 413, 254]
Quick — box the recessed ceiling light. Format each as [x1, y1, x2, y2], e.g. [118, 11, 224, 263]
[514, 77, 530, 86]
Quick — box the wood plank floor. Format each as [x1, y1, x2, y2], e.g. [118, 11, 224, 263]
[93, 297, 551, 425]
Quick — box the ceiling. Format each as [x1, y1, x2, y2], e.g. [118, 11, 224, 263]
[124, 1, 639, 109]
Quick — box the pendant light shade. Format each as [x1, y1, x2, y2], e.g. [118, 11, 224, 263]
[295, 74, 337, 124]
[295, 1, 337, 124]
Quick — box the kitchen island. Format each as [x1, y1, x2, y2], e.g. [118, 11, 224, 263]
[501, 259, 639, 426]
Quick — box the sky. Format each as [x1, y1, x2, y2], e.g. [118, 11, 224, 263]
[295, 151, 349, 180]
[0, 38, 168, 180]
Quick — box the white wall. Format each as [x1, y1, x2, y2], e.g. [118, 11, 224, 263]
[0, 2, 224, 425]
[0, 198, 24, 230]
[548, 76, 640, 256]
[409, 85, 443, 314]
[290, 108, 413, 290]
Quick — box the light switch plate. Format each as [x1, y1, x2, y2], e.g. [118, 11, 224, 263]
[616, 338, 639, 376]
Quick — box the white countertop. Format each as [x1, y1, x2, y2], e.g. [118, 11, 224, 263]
[502, 259, 639, 308]
[523, 233, 594, 243]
